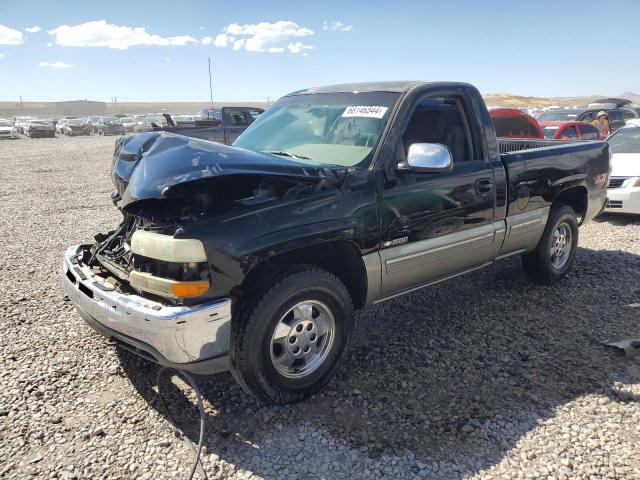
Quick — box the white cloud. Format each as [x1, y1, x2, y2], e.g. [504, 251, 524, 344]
[39, 60, 75, 68]
[25, 26, 41, 33]
[214, 33, 232, 47]
[213, 21, 313, 54]
[48, 20, 197, 50]
[322, 21, 353, 32]
[0, 24, 24, 45]
[287, 42, 314, 54]
[165, 56, 171, 62]
[201, 36, 212, 45]
[0, 53, 4, 58]
[232, 38, 245, 51]
[46, 42, 52, 47]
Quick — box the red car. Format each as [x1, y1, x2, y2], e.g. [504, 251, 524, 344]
[538, 121, 605, 141]
[489, 108, 544, 139]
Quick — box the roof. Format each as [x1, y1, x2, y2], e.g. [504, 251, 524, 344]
[286, 81, 450, 96]
[538, 121, 597, 127]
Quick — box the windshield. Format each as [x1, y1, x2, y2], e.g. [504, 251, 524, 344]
[68, 119, 85, 126]
[608, 126, 640, 154]
[537, 111, 581, 122]
[233, 92, 400, 168]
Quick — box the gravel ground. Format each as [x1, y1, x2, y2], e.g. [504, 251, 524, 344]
[1, 135, 639, 480]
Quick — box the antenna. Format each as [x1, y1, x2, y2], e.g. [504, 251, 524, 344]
[208, 57, 214, 110]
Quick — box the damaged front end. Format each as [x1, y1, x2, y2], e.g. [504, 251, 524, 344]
[62, 132, 344, 372]
[88, 132, 345, 305]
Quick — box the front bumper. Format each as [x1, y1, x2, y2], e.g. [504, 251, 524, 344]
[103, 128, 125, 135]
[27, 130, 55, 137]
[604, 187, 640, 215]
[69, 128, 90, 136]
[62, 245, 232, 374]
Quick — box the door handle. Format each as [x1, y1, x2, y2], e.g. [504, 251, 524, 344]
[475, 178, 494, 195]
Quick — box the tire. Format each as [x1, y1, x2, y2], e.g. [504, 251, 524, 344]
[229, 265, 354, 405]
[521, 205, 579, 285]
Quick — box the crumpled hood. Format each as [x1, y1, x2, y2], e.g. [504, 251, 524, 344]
[111, 132, 346, 209]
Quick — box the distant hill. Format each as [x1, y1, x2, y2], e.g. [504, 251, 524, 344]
[482, 93, 599, 108]
[1, 91, 638, 117]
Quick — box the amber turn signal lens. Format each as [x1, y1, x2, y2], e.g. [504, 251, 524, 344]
[129, 271, 209, 299]
[170, 281, 210, 298]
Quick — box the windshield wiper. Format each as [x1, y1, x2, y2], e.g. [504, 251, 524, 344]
[262, 150, 313, 161]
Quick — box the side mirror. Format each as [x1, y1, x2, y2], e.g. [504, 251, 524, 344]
[398, 143, 453, 173]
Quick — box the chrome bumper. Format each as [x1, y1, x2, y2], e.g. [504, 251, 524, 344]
[62, 245, 231, 374]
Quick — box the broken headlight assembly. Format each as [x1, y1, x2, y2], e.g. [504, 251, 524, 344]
[128, 230, 209, 299]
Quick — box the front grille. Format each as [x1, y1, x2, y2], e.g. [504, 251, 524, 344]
[607, 200, 623, 209]
[607, 177, 629, 189]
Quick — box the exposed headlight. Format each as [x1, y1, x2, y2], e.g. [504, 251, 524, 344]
[130, 230, 207, 263]
[632, 177, 640, 188]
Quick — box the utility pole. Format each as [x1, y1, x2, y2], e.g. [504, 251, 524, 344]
[208, 57, 214, 110]
[20, 96, 23, 115]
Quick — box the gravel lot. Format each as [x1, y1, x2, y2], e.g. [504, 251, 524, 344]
[1, 135, 639, 480]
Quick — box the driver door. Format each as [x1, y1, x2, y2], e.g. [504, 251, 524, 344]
[378, 94, 498, 297]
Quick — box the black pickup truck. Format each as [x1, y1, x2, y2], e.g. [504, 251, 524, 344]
[63, 81, 609, 404]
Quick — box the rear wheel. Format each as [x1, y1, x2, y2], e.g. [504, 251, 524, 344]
[522, 205, 578, 285]
[229, 266, 354, 404]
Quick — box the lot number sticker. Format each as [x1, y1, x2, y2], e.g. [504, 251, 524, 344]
[342, 106, 388, 118]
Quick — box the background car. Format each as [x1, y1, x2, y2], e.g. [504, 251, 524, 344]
[13, 116, 34, 134]
[58, 118, 91, 136]
[621, 106, 640, 121]
[133, 116, 163, 133]
[172, 115, 197, 126]
[489, 108, 544, 139]
[0, 119, 18, 139]
[201, 106, 265, 127]
[603, 119, 640, 215]
[91, 117, 126, 136]
[119, 117, 136, 133]
[539, 121, 605, 140]
[537, 107, 625, 133]
[23, 119, 55, 138]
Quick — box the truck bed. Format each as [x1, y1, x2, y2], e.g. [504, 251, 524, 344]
[498, 138, 573, 154]
[498, 137, 609, 222]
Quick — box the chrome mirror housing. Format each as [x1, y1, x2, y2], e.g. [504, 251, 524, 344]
[400, 143, 453, 173]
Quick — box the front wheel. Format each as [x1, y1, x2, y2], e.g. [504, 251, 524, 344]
[229, 266, 354, 404]
[521, 205, 579, 285]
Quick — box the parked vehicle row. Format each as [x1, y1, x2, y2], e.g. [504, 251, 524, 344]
[0, 108, 264, 142]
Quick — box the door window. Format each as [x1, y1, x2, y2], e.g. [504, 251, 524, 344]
[622, 109, 635, 120]
[560, 126, 578, 139]
[581, 112, 595, 122]
[579, 125, 599, 140]
[401, 96, 475, 163]
[608, 110, 622, 122]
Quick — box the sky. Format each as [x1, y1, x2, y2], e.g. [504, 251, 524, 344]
[0, 0, 638, 102]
